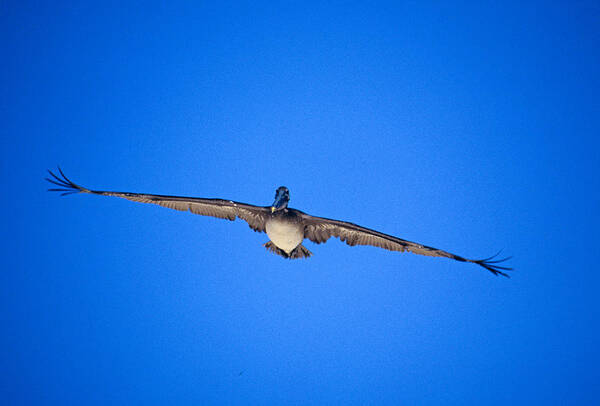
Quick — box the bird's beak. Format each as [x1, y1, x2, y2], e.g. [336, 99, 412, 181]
[271, 206, 276, 213]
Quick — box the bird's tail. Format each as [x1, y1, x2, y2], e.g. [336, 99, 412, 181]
[263, 241, 312, 259]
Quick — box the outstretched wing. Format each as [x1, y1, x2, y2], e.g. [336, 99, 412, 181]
[46, 167, 271, 232]
[299, 211, 512, 277]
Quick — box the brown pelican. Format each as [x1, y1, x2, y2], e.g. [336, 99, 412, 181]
[46, 167, 511, 277]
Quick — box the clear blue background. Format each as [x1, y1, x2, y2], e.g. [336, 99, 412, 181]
[3, 1, 599, 404]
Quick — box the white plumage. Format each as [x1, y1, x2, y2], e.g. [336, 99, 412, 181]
[265, 218, 304, 254]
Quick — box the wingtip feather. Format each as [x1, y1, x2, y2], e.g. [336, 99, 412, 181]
[45, 167, 87, 195]
[471, 254, 513, 278]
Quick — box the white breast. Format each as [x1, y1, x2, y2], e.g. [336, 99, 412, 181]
[265, 219, 304, 254]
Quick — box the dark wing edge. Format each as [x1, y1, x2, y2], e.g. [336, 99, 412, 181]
[300, 212, 512, 278]
[46, 167, 270, 233]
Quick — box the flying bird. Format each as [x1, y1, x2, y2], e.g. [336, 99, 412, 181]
[46, 167, 511, 277]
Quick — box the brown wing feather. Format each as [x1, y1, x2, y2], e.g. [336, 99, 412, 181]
[46, 168, 269, 232]
[298, 211, 511, 277]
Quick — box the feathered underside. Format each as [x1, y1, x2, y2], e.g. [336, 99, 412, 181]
[300, 212, 512, 277]
[46, 167, 271, 233]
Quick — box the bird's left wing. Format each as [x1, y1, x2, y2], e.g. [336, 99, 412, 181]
[46, 167, 270, 232]
[298, 211, 511, 277]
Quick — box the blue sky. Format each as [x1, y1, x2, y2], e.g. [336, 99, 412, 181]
[3, 1, 600, 404]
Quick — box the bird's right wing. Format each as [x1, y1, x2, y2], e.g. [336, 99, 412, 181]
[298, 211, 512, 277]
[46, 167, 271, 233]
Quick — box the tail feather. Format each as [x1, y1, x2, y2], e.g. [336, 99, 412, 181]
[263, 241, 312, 259]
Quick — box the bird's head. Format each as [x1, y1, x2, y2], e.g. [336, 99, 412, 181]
[271, 186, 290, 212]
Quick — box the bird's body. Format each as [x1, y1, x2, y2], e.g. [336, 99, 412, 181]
[265, 210, 305, 255]
[46, 168, 511, 277]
